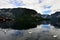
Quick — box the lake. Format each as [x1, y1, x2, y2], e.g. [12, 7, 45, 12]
[0, 21, 60, 40]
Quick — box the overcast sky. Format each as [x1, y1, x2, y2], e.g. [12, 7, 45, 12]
[0, 0, 60, 15]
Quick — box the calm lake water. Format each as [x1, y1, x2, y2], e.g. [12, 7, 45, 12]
[0, 21, 60, 40]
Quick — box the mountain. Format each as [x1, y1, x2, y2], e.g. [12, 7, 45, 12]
[0, 8, 39, 29]
[51, 12, 60, 18]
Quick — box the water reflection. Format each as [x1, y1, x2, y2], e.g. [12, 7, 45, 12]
[0, 21, 60, 40]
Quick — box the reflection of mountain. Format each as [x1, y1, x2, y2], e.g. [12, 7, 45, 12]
[0, 8, 60, 30]
[50, 12, 60, 28]
[51, 21, 60, 28]
[0, 8, 40, 30]
[40, 12, 60, 28]
[37, 20, 60, 28]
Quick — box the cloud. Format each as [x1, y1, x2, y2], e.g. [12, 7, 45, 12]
[43, 5, 52, 9]
[0, 0, 60, 15]
[9, 0, 25, 6]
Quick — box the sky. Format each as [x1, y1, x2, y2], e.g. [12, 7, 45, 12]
[0, 0, 60, 15]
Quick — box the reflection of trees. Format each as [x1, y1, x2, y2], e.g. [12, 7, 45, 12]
[40, 20, 60, 28]
[51, 20, 60, 28]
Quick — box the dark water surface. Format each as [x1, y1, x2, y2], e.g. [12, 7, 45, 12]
[0, 21, 60, 40]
